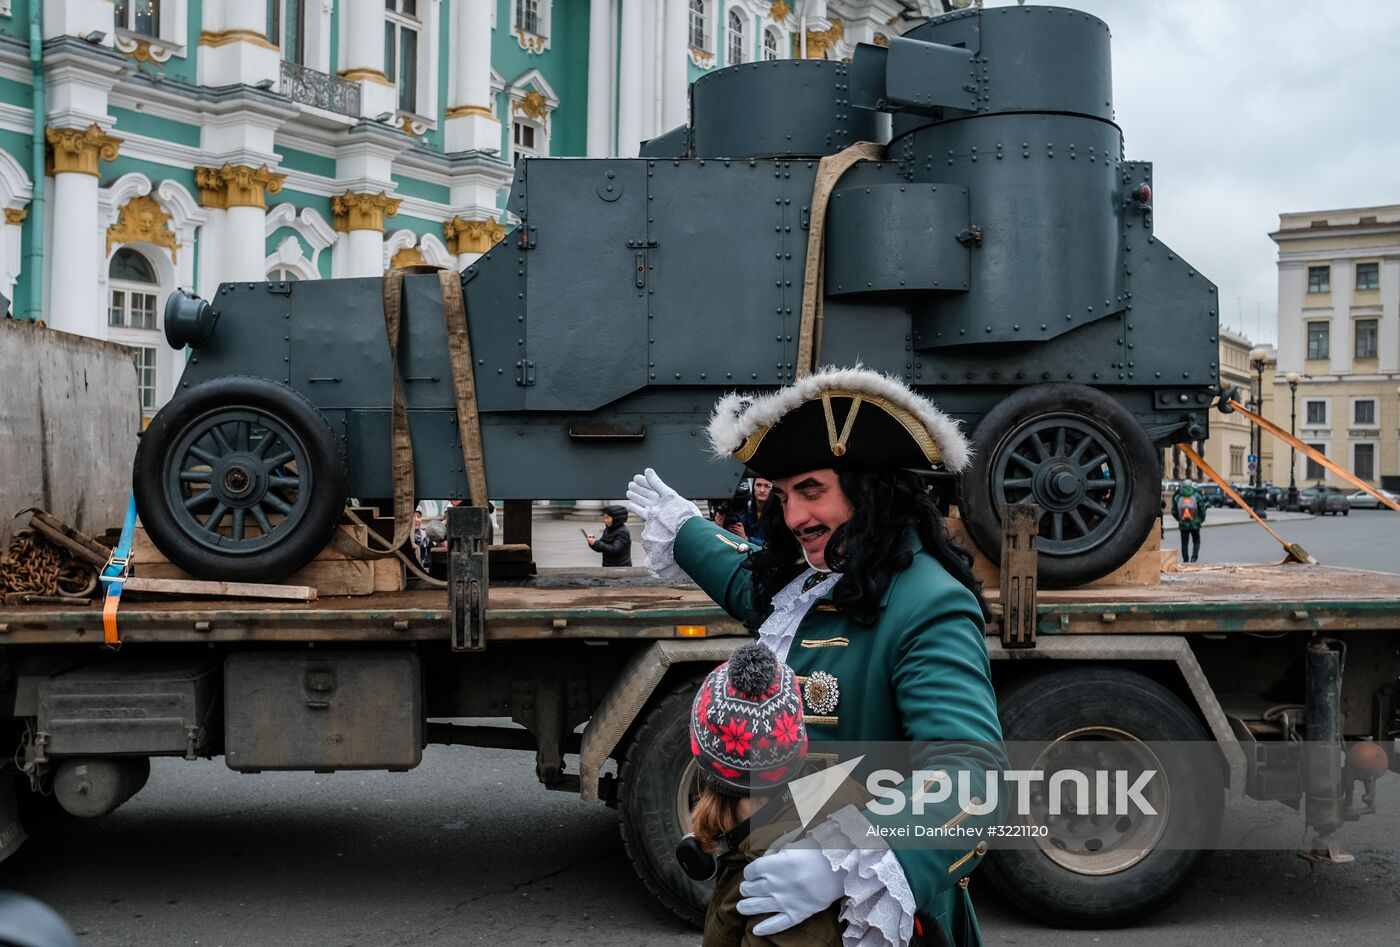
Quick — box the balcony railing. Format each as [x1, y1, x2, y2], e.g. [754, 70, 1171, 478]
[280, 61, 361, 118]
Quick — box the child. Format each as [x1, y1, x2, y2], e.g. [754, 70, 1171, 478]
[586, 505, 632, 567]
[686, 641, 851, 947]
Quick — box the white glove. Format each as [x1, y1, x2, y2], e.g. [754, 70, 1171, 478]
[736, 844, 846, 936]
[624, 468, 700, 523]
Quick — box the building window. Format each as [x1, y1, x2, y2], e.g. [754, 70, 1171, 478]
[1229, 445, 1244, 479]
[1306, 321, 1329, 360]
[689, 0, 708, 50]
[1355, 443, 1376, 482]
[513, 120, 540, 165]
[516, 0, 540, 35]
[267, 266, 302, 282]
[1304, 400, 1327, 426]
[107, 247, 162, 415]
[1307, 265, 1330, 294]
[385, 0, 419, 114]
[728, 10, 745, 65]
[1355, 318, 1378, 359]
[764, 27, 781, 60]
[1304, 444, 1326, 482]
[1356, 261, 1379, 290]
[115, 0, 160, 36]
[1354, 399, 1376, 426]
[269, 0, 305, 63]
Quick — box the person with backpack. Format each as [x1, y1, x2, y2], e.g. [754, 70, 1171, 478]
[1172, 480, 1207, 563]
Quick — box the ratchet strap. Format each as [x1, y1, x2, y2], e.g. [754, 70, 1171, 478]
[99, 494, 138, 647]
[795, 141, 886, 378]
[1226, 398, 1400, 513]
[1173, 441, 1312, 564]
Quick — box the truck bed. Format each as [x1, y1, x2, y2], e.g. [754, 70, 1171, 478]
[1, 564, 1398, 646]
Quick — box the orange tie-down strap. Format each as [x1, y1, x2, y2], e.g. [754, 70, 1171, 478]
[102, 579, 124, 647]
[1227, 399, 1400, 513]
[1174, 441, 1313, 565]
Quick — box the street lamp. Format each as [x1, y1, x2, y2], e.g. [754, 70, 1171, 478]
[1286, 371, 1301, 510]
[1248, 346, 1270, 516]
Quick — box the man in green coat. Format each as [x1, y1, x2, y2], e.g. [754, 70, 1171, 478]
[1171, 480, 1206, 563]
[626, 367, 1006, 947]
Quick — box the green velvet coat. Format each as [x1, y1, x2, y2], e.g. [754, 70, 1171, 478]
[674, 515, 1007, 947]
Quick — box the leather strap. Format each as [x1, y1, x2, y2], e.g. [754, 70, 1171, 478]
[438, 268, 490, 508]
[1174, 441, 1312, 564]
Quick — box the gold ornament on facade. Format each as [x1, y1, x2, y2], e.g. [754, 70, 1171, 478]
[514, 29, 546, 54]
[390, 247, 426, 270]
[339, 67, 394, 87]
[198, 29, 279, 52]
[873, 32, 890, 47]
[770, 1, 792, 21]
[332, 191, 401, 233]
[4, 207, 27, 226]
[688, 45, 716, 68]
[107, 194, 179, 261]
[444, 216, 506, 255]
[514, 91, 551, 124]
[45, 124, 122, 177]
[116, 35, 174, 64]
[803, 19, 844, 60]
[193, 163, 286, 210]
[445, 104, 497, 122]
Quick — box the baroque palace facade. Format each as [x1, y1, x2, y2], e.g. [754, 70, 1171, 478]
[1, 0, 930, 418]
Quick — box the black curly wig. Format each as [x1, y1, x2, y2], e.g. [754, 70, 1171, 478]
[744, 469, 991, 628]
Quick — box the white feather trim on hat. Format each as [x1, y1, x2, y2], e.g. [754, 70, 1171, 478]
[705, 365, 973, 473]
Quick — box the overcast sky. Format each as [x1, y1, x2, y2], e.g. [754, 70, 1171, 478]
[979, 0, 1400, 345]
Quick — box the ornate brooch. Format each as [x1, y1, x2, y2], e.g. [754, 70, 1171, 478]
[803, 670, 840, 716]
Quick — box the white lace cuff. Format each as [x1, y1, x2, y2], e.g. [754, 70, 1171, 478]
[637, 493, 702, 581]
[806, 805, 917, 947]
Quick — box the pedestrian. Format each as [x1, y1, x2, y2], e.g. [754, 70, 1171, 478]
[684, 641, 857, 947]
[736, 477, 772, 546]
[586, 505, 632, 567]
[1172, 480, 1206, 563]
[411, 509, 432, 571]
[627, 366, 1006, 947]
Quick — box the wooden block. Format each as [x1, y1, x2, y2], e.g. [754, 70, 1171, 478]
[122, 576, 316, 601]
[946, 511, 1162, 590]
[133, 524, 371, 565]
[373, 556, 406, 592]
[136, 558, 374, 597]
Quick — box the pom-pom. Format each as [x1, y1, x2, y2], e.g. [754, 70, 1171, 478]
[728, 642, 777, 698]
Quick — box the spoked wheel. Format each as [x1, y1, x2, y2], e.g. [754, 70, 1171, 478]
[135, 377, 346, 582]
[960, 384, 1160, 588]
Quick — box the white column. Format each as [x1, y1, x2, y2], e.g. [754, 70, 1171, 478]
[1331, 257, 1353, 374]
[617, 0, 644, 158]
[445, 0, 501, 153]
[662, 0, 689, 132]
[341, 0, 398, 118]
[48, 169, 102, 338]
[332, 192, 401, 277]
[1380, 258, 1399, 374]
[197, 0, 280, 89]
[42, 0, 116, 45]
[587, 0, 615, 157]
[195, 208, 226, 299]
[346, 230, 384, 277]
[225, 206, 267, 282]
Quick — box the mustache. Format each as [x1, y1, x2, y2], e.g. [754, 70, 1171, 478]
[796, 525, 828, 540]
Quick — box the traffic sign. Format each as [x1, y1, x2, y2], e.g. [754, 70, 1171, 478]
[1247, 454, 1257, 464]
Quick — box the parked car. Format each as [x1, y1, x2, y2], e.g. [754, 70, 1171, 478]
[1235, 484, 1274, 510]
[1347, 488, 1399, 510]
[1307, 484, 1350, 516]
[1197, 484, 1230, 508]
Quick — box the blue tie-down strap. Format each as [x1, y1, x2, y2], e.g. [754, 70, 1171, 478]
[100, 495, 138, 647]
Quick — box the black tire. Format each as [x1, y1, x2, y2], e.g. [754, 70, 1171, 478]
[134, 376, 347, 582]
[980, 668, 1222, 928]
[617, 682, 709, 927]
[959, 384, 1161, 588]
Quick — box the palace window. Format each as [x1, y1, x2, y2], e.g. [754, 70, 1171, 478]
[516, 0, 540, 35]
[1306, 321, 1329, 360]
[728, 10, 745, 65]
[1355, 318, 1378, 359]
[1307, 265, 1329, 294]
[268, 0, 305, 63]
[1304, 400, 1327, 426]
[764, 27, 781, 60]
[513, 120, 541, 165]
[1304, 444, 1326, 482]
[267, 266, 303, 283]
[1356, 261, 1379, 291]
[1354, 443, 1376, 482]
[107, 247, 162, 414]
[689, 0, 709, 50]
[1354, 399, 1376, 426]
[1229, 446, 1244, 479]
[115, 0, 160, 37]
[385, 0, 420, 114]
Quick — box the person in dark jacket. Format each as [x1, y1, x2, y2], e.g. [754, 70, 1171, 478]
[587, 505, 632, 566]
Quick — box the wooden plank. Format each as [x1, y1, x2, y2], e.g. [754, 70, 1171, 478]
[122, 576, 317, 601]
[948, 511, 1162, 589]
[132, 525, 370, 565]
[136, 559, 375, 597]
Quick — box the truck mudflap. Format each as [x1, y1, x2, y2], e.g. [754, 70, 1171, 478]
[987, 633, 1248, 797]
[579, 638, 744, 802]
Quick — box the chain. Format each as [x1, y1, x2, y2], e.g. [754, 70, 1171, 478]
[0, 529, 99, 598]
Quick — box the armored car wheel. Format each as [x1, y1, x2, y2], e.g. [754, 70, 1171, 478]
[960, 384, 1160, 588]
[134, 376, 347, 582]
[617, 682, 709, 927]
[980, 668, 1222, 927]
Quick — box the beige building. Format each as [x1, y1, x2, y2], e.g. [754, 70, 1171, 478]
[1270, 205, 1400, 489]
[1165, 329, 1268, 486]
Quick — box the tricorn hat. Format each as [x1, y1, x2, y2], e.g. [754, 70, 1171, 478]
[705, 366, 971, 481]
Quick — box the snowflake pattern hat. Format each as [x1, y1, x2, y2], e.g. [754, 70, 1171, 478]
[690, 641, 808, 797]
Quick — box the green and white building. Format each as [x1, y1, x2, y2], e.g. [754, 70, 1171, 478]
[0, 0, 931, 417]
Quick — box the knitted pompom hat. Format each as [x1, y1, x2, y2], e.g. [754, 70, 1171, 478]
[690, 641, 808, 797]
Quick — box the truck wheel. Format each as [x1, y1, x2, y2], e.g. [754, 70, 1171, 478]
[617, 682, 709, 927]
[960, 384, 1160, 588]
[134, 376, 347, 582]
[981, 668, 1222, 927]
